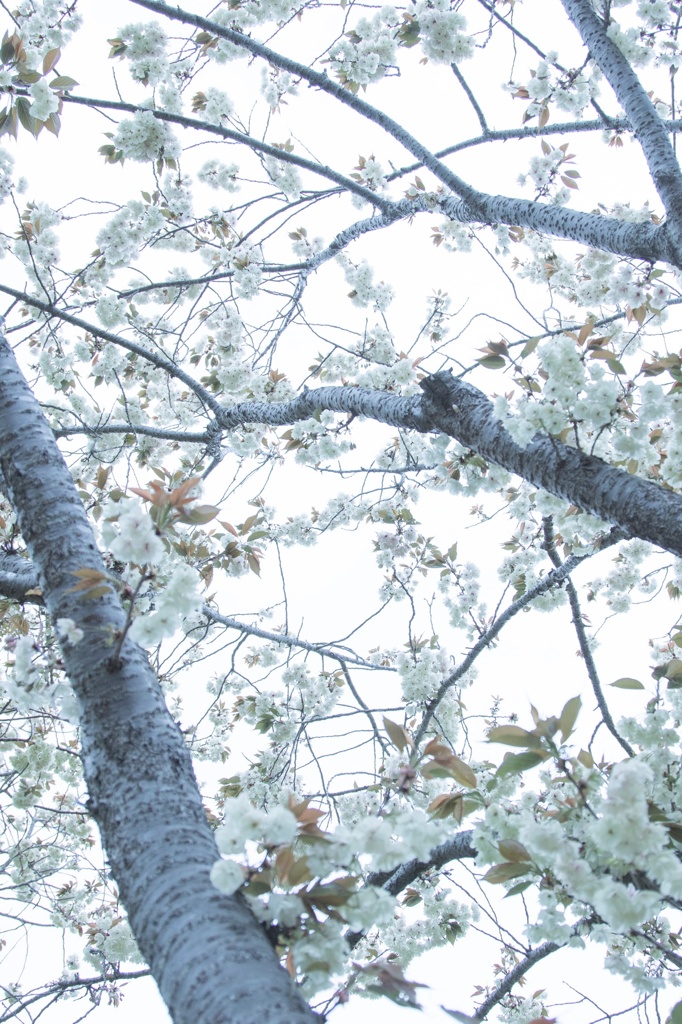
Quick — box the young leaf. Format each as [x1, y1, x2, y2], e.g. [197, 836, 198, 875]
[498, 839, 532, 863]
[383, 716, 413, 751]
[610, 677, 644, 689]
[559, 695, 581, 742]
[483, 862, 532, 884]
[487, 725, 539, 747]
[495, 751, 548, 778]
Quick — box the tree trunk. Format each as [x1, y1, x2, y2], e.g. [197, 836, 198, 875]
[0, 335, 316, 1024]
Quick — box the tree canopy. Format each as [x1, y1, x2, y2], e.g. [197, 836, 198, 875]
[3, 1, 682, 1022]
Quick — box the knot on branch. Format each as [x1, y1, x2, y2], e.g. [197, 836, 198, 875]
[419, 369, 460, 417]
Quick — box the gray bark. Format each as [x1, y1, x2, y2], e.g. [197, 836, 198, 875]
[128, 0, 682, 268]
[210, 371, 682, 560]
[561, 0, 682, 252]
[368, 831, 477, 895]
[0, 334, 316, 1024]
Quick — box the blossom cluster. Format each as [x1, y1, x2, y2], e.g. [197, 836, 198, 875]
[412, 0, 474, 65]
[328, 8, 399, 87]
[508, 55, 600, 119]
[14, 0, 82, 61]
[116, 22, 169, 86]
[337, 253, 394, 311]
[113, 111, 180, 164]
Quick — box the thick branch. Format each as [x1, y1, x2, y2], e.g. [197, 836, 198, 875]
[438, 193, 672, 264]
[367, 830, 477, 895]
[211, 371, 682, 559]
[417, 371, 682, 557]
[0, 334, 316, 1024]
[0, 552, 42, 604]
[53, 421, 213, 443]
[561, 0, 682, 243]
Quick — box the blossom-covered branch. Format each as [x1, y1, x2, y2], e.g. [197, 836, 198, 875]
[128, 0, 682, 266]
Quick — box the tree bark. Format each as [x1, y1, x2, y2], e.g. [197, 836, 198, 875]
[129, 0, 682, 269]
[0, 334, 316, 1024]
[561, 0, 682, 253]
[210, 372, 682, 560]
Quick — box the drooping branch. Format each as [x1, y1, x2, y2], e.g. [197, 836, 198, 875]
[541, 518, 635, 757]
[415, 549, 587, 743]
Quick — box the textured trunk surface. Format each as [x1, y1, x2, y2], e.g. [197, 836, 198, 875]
[0, 336, 316, 1023]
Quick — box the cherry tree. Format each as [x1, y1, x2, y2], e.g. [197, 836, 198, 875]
[3, 0, 682, 1022]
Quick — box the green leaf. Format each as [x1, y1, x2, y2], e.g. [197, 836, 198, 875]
[15, 98, 36, 136]
[0, 35, 15, 64]
[477, 354, 506, 370]
[577, 748, 594, 769]
[383, 716, 413, 752]
[498, 839, 532, 863]
[483, 861, 532, 884]
[605, 356, 625, 375]
[559, 695, 581, 742]
[17, 68, 41, 84]
[487, 725, 539, 747]
[669, 1000, 682, 1024]
[50, 75, 78, 90]
[610, 677, 644, 689]
[496, 751, 548, 778]
[504, 880, 534, 898]
[520, 336, 540, 358]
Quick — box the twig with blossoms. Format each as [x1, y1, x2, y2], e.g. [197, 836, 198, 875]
[541, 516, 635, 757]
[58, 92, 395, 214]
[470, 941, 561, 1021]
[0, 282, 224, 416]
[0, 969, 151, 1024]
[413, 551, 587, 744]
